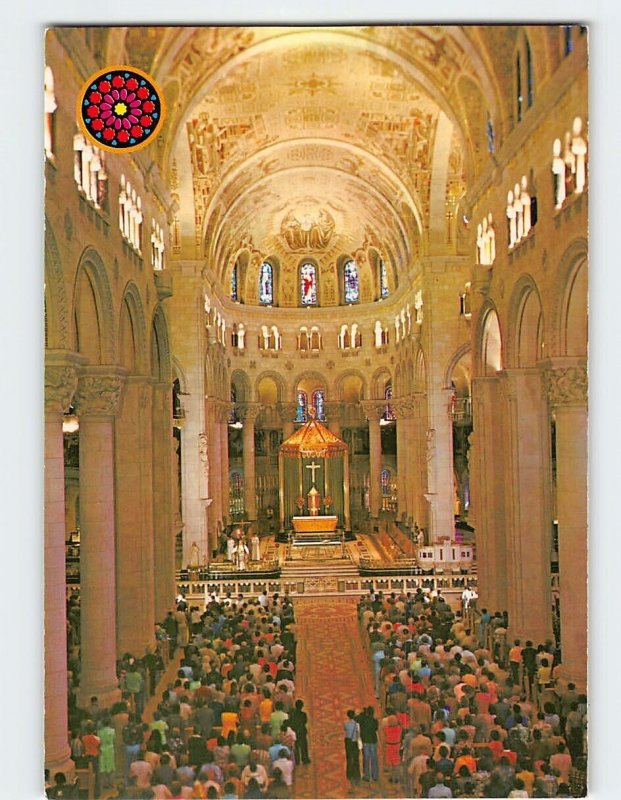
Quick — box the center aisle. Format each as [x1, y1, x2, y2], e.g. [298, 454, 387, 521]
[292, 597, 403, 800]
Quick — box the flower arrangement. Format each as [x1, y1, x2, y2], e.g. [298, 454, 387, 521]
[294, 496, 305, 511]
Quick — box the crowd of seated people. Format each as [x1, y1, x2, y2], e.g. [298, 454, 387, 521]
[49, 592, 308, 799]
[358, 589, 587, 798]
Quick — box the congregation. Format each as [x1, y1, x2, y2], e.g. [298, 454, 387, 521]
[49, 592, 308, 799]
[351, 589, 587, 797]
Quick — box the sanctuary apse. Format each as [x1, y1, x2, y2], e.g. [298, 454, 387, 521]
[44, 24, 588, 783]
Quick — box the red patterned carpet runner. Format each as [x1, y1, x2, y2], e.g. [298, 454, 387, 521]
[292, 597, 403, 800]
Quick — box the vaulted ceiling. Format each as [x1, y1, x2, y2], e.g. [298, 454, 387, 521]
[99, 25, 561, 304]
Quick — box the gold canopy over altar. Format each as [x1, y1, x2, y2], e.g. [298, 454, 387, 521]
[278, 412, 351, 537]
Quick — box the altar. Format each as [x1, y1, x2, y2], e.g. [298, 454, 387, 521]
[292, 515, 338, 534]
[277, 409, 352, 544]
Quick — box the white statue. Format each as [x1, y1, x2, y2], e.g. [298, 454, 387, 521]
[571, 116, 587, 194]
[374, 320, 383, 348]
[476, 222, 485, 265]
[563, 131, 576, 193]
[513, 183, 524, 242]
[552, 138, 566, 209]
[487, 213, 496, 264]
[506, 190, 516, 248]
[520, 176, 531, 236]
[189, 541, 200, 568]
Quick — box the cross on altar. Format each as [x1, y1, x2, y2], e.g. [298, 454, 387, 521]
[305, 460, 321, 485]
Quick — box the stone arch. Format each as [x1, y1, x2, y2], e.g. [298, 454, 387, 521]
[444, 342, 472, 389]
[150, 305, 172, 382]
[119, 281, 149, 375]
[475, 301, 504, 377]
[554, 238, 588, 358]
[506, 275, 545, 368]
[44, 219, 70, 350]
[293, 369, 329, 400]
[371, 366, 392, 400]
[172, 356, 189, 393]
[72, 247, 116, 364]
[413, 345, 427, 392]
[230, 369, 251, 403]
[334, 369, 368, 401]
[254, 370, 286, 403]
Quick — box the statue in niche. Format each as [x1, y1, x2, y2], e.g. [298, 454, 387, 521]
[571, 117, 587, 194]
[506, 190, 517, 249]
[563, 131, 576, 196]
[513, 183, 524, 242]
[189, 541, 200, 568]
[520, 177, 531, 236]
[552, 138, 566, 209]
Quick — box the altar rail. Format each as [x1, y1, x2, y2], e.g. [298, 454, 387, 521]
[175, 569, 478, 606]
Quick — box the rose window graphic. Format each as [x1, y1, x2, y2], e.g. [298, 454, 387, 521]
[78, 66, 165, 152]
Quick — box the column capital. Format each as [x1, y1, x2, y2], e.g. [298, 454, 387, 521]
[237, 402, 263, 423]
[391, 396, 416, 418]
[276, 402, 298, 422]
[324, 400, 344, 421]
[360, 400, 386, 421]
[214, 400, 233, 423]
[543, 358, 587, 408]
[44, 351, 85, 416]
[74, 367, 128, 418]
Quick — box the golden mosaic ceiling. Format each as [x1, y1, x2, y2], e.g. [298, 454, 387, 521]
[101, 25, 563, 296]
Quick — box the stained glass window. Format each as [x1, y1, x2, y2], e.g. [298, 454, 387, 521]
[383, 383, 396, 421]
[312, 389, 326, 421]
[526, 39, 534, 107]
[296, 390, 307, 423]
[300, 262, 317, 305]
[380, 259, 389, 298]
[344, 259, 360, 303]
[516, 53, 523, 123]
[381, 468, 391, 495]
[259, 261, 273, 305]
[231, 263, 238, 301]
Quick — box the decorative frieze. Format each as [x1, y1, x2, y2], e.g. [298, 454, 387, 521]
[74, 373, 126, 417]
[546, 366, 587, 407]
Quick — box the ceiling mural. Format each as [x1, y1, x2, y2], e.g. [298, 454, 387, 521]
[87, 24, 542, 305]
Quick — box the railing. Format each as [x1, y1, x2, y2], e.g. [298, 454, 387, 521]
[450, 397, 472, 423]
[176, 567, 478, 606]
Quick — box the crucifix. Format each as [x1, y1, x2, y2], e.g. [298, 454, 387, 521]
[305, 460, 321, 486]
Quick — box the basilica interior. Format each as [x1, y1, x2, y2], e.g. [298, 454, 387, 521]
[44, 24, 588, 790]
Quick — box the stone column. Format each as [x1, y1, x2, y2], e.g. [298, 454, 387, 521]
[44, 356, 79, 778]
[217, 402, 232, 528]
[73, 368, 126, 708]
[546, 360, 587, 688]
[505, 369, 553, 642]
[152, 382, 175, 621]
[362, 402, 385, 519]
[410, 393, 429, 531]
[470, 375, 509, 615]
[393, 398, 414, 522]
[115, 378, 155, 655]
[425, 387, 456, 542]
[240, 403, 262, 520]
